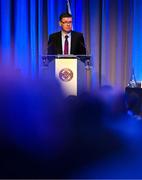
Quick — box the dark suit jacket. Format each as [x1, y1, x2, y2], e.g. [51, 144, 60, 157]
[47, 31, 86, 55]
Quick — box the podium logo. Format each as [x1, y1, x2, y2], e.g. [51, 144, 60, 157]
[59, 68, 73, 82]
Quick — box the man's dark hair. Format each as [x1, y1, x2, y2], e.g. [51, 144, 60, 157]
[59, 12, 72, 21]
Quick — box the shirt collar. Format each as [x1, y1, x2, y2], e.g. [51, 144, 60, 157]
[61, 31, 71, 38]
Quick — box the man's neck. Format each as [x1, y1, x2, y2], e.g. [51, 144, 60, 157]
[61, 30, 72, 35]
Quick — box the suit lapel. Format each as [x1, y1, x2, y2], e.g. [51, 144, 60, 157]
[71, 31, 75, 54]
[57, 32, 62, 54]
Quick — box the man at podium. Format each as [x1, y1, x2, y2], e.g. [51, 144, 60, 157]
[48, 12, 86, 55]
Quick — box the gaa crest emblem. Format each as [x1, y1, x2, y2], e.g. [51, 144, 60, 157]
[59, 68, 73, 82]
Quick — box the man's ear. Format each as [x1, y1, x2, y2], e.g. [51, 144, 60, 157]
[59, 21, 61, 26]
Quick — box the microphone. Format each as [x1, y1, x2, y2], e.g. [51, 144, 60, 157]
[42, 41, 56, 66]
[47, 40, 55, 55]
[79, 41, 86, 55]
[79, 42, 91, 66]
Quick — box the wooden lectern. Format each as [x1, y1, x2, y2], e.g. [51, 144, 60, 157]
[42, 55, 91, 96]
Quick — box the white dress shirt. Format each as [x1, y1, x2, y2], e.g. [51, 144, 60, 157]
[61, 31, 71, 54]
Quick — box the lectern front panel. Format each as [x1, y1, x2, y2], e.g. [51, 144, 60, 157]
[55, 58, 77, 96]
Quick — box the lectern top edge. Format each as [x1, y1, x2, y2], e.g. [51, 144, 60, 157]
[42, 54, 91, 59]
[42, 54, 91, 64]
[42, 54, 91, 57]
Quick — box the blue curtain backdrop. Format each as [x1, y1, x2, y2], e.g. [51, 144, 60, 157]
[0, 0, 142, 88]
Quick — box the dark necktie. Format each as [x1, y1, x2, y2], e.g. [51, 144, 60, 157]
[64, 35, 69, 54]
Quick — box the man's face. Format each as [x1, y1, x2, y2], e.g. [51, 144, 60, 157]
[60, 17, 72, 33]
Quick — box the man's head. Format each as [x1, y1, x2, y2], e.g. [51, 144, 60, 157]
[59, 12, 72, 33]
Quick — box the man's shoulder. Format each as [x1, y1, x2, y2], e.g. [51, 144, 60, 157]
[49, 31, 61, 38]
[71, 31, 83, 36]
